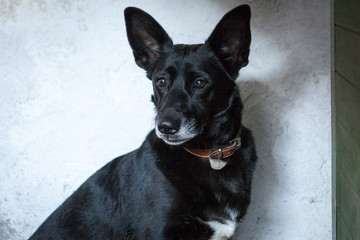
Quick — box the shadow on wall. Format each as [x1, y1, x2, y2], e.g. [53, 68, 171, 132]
[234, 80, 288, 238]
[235, 65, 311, 238]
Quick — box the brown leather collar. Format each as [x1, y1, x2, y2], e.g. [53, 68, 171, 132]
[183, 134, 242, 170]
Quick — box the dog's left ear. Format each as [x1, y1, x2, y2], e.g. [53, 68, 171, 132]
[206, 5, 251, 79]
[124, 7, 173, 73]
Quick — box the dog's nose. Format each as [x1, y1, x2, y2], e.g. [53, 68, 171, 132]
[158, 120, 179, 135]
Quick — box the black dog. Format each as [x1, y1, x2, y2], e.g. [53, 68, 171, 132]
[29, 5, 256, 240]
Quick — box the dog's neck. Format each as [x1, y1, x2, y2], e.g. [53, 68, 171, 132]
[186, 87, 243, 149]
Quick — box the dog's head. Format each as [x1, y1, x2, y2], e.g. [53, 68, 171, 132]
[124, 5, 251, 146]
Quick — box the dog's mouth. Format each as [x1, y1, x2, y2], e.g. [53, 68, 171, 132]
[161, 136, 191, 146]
[155, 128, 195, 146]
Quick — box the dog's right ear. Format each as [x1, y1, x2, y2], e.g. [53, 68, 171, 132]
[124, 7, 173, 72]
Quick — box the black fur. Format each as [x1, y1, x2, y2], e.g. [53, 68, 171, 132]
[30, 5, 256, 240]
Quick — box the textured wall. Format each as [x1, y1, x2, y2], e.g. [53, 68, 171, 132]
[0, 0, 331, 239]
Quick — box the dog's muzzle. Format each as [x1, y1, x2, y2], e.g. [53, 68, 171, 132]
[155, 116, 199, 146]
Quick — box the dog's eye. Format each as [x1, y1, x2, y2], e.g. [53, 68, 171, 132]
[156, 78, 167, 87]
[194, 79, 207, 88]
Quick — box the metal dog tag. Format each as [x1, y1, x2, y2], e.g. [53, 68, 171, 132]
[209, 157, 228, 170]
[209, 149, 228, 170]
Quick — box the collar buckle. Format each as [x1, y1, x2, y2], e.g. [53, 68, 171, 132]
[231, 136, 241, 149]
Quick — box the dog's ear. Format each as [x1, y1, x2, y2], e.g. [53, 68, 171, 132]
[206, 5, 251, 79]
[124, 7, 173, 72]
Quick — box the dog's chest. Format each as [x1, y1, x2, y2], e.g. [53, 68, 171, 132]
[205, 207, 239, 240]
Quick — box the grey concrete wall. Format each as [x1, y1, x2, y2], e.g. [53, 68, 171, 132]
[0, 0, 331, 239]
